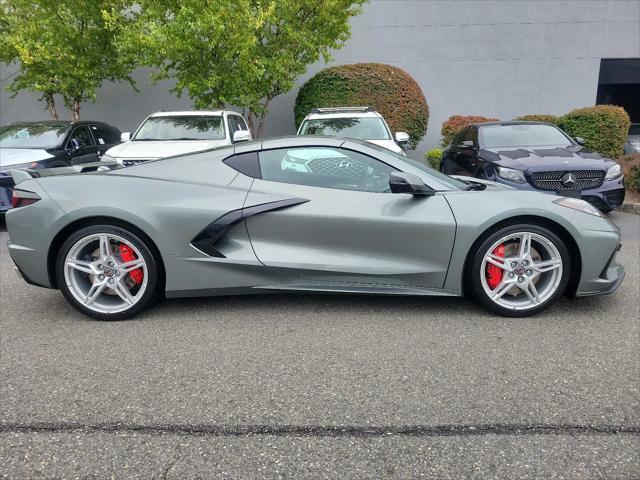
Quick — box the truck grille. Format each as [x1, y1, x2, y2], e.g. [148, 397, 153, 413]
[121, 159, 150, 167]
[529, 170, 605, 191]
[307, 156, 367, 177]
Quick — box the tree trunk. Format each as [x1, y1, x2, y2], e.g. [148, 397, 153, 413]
[247, 114, 256, 138]
[72, 98, 81, 120]
[44, 93, 59, 120]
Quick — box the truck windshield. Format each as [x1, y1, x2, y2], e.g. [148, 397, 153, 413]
[133, 116, 225, 141]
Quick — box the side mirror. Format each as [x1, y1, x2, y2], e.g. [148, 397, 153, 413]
[233, 130, 251, 143]
[395, 132, 410, 145]
[458, 140, 475, 149]
[121, 132, 131, 142]
[574, 136, 586, 146]
[389, 172, 434, 196]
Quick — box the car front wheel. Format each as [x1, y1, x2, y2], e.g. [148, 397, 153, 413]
[56, 225, 159, 320]
[469, 224, 571, 317]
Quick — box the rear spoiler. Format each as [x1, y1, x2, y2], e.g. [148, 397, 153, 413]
[10, 161, 120, 185]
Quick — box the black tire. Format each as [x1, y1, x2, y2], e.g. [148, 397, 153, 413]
[56, 224, 159, 320]
[468, 223, 571, 317]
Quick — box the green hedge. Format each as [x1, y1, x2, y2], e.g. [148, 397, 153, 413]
[514, 114, 560, 125]
[424, 147, 442, 170]
[620, 153, 640, 192]
[440, 115, 499, 147]
[294, 63, 429, 149]
[557, 105, 630, 159]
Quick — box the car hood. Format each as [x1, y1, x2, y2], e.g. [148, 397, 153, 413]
[484, 146, 616, 171]
[0, 148, 55, 168]
[105, 139, 229, 159]
[366, 140, 404, 154]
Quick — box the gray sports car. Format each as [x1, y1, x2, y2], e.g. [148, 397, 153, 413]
[6, 136, 624, 320]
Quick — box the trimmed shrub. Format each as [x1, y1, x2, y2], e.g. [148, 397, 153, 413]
[620, 153, 640, 192]
[425, 147, 442, 170]
[294, 63, 429, 149]
[558, 105, 630, 159]
[514, 114, 560, 125]
[440, 115, 498, 147]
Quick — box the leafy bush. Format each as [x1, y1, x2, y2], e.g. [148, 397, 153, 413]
[440, 115, 498, 147]
[514, 114, 560, 125]
[294, 63, 429, 149]
[425, 148, 442, 170]
[558, 105, 630, 159]
[620, 153, 640, 192]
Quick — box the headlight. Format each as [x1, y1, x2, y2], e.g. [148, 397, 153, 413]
[100, 154, 116, 163]
[605, 164, 622, 180]
[553, 197, 603, 217]
[0, 161, 38, 173]
[495, 166, 526, 183]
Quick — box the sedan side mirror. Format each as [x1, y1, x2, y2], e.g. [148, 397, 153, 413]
[574, 136, 586, 146]
[458, 140, 475, 149]
[389, 172, 434, 196]
[395, 132, 410, 145]
[121, 132, 131, 142]
[233, 130, 251, 143]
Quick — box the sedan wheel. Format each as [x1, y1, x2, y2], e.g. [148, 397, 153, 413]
[470, 224, 570, 317]
[57, 225, 158, 320]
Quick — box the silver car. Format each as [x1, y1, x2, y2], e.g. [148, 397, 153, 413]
[6, 136, 624, 320]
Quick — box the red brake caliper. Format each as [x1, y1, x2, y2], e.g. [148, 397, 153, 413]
[486, 243, 504, 289]
[119, 244, 143, 285]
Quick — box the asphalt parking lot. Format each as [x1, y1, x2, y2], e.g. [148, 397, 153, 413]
[0, 212, 638, 479]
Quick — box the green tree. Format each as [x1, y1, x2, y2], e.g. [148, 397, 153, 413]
[0, 0, 136, 120]
[111, 0, 366, 137]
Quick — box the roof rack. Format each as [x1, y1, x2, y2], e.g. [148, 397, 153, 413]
[310, 106, 376, 114]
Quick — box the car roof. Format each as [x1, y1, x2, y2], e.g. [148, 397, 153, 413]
[5, 120, 116, 128]
[473, 121, 554, 127]
[305, 111, 381, 120]
[148, 110, 236, 117]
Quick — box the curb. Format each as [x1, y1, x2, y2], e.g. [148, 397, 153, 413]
[616, 202, 640, 215]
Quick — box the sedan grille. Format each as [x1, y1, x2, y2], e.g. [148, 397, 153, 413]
[307, 156, 368, 177]
[528, 170, 605, 191]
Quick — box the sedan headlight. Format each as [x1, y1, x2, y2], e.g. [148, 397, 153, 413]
[495, 166, 526, 183]
[605, 164, 622, 180]
[553, 197, 603, 217]
[100, 154, 116, 163]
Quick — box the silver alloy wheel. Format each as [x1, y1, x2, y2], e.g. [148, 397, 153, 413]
[480, 232, 563, 311]
[63, 233, 148, 314]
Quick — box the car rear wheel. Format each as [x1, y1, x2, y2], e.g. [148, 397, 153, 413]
[56, 225, 159, 320]
[469, 224, 570, 317]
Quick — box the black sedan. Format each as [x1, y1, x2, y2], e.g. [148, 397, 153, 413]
[0, 120, 121, 212]
[440, 121, 625, 212]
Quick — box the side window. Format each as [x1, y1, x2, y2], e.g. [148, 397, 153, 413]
[234, 115, 248, 132]
[91, 125, 119, 145]
[227, 115, 238, 136]
[258, 147, 396, 193]
[67, 126, 94, 148]
[468, 127, 479, 146]
[450, 127, 469, 147]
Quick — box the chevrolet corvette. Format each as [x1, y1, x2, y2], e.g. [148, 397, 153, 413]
[6, 136, 624, 320]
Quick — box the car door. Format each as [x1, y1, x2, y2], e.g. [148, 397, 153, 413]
[456, 126, 480, 175]
[243, 145, 457, 289]
[66, 125, 100, 164]
[89, 124, 121, 159]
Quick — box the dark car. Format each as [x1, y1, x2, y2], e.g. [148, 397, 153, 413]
[440, 121, 625, 212]
[0, 120, 121, 212]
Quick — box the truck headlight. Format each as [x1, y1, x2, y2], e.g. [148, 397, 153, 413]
[605, 164, 622, 180]
[495, 166, 526, 183]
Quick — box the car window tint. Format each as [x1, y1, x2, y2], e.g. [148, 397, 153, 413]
[68, 126, 94, 148]
[450, 127, 468, 147]
[235, 116, 248, 131]
[91, 125, 119, 145]
[258, 147, 396, 193]
[227, 116, 238, 136]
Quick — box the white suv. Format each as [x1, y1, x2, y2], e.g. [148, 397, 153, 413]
[296, 107, 410, 155]
[102, 110, 252, 166]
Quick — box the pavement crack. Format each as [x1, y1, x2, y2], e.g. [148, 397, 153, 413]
[0, 423, 638, 437]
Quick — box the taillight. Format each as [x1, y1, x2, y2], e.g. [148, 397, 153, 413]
[11, 189, 41, 208]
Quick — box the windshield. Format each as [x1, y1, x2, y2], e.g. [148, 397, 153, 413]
[133, 116, 225, 141]
[300, 117, 391, 140]
[481, 124, 573, 148]
[0, 123, 68, 149]
[362, 142, 466, 190]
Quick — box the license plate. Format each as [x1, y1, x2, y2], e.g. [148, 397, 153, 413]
[557, 188, 581, 198]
